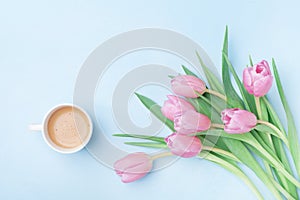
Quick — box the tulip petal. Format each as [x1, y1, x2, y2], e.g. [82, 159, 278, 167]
[161, 95, 195, 121]
[253, 76, 273, 97]
[174, 110, 211, 134]
[161, 100, 176, 121]
[243, 60, 273, 97]
[243, 68, 254, 94]
[221, 108, 257, 134]
[238, 111, 257, 128]
[171, 75, 206, 98]
[165, 133, 202, 158]
[171, 82, 198, 98]
[114, 152, 152, 183]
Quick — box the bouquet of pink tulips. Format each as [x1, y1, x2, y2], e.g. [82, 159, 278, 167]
[113, 28, 300, 200]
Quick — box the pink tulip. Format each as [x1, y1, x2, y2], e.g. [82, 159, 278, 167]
[174, 110, 211, 134]
[161, 95, 195, 121]
[221, 108, 257, 134]
[114, 152, 152, 183]
[165, 133, 202, 158]
[171, 75, 206, 98]
[243, 60, 273, 97]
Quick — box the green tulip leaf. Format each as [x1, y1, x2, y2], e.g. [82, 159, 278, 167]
[249, 55, 254, 66]
[196, 51, 224, 94]
[187, 98, 212, 118]
[135, 93, 175, 132]
[254, 124, 280, 138]
[221, 27, 245, 109]
[222, 54, 257, 113]
[272, 59, 300, 177]
[262, 97, 285, 133]
[223, 138, 294, 199]
[113, 133, 165, 143]
[124, 142, 167, 149]
[181, 65, 199, 77]
[262, 96, 297, 195]
[201, 153, 264, 200]
[198, 129, 300, 190]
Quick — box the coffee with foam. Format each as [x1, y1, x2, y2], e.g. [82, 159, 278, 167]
[47, 106, 91, 149]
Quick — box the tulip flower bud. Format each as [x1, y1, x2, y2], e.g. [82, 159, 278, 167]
[221, 108, 257, 134]
[174, 110, 211, 134]
[171, 75, 206, 98]
[114, 152, 152, 183]
[165, 133, 202, 158]
[243, 60, 273, 97]
[161, 95, 195, 121]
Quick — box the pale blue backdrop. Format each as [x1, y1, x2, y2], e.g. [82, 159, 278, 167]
[1, 0, 300, 199]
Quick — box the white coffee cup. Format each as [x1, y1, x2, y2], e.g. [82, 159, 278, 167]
[29, 104, 93, 154]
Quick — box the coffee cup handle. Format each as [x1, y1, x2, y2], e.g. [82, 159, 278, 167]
[28, 124, 43, 131]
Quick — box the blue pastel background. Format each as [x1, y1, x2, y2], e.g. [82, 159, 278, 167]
[1, 0, 300, 199]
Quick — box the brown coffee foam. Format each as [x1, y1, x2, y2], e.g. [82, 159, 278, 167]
[47, 106, 90, 149]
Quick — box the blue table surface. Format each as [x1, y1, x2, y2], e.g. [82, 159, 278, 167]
[1, 0, 300, 199]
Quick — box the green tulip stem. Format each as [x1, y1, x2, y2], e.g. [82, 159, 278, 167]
[255, 96, 274, 148]
[204, 89, 227, 101]
[257, 120, 289, 147]
[202, 146, 240, 162]
[150, 147, 239, 163]
[255, 97, 262, 119]
[200, 153, 264, 200]
[211, 123, 225, 129]
[151, 151, 173, 160]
